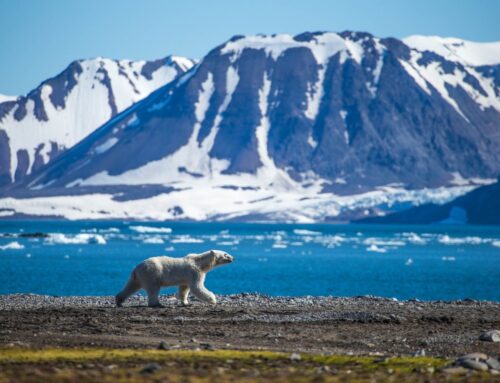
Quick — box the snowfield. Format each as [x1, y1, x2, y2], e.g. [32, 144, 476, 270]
[0, 183, 484, 222]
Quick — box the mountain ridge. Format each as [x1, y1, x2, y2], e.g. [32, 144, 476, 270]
[0, 55, 195, 187]
[2, 31, 499, 222]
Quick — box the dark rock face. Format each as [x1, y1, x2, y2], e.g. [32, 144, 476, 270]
[14, 149, 29, 181]
[210, 48, 270, 174]
[0, 130, 10, 188]
[32, 144, 47, 174]
[9, 32, 500, 198]
[45, 61, 83, 109]
[267, 47, 319, 176]
[96, 66, 118, 116]
[0, 101, 16, 121]
[140, 57, 185, 80]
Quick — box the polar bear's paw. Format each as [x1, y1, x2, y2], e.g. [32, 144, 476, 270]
[209, 295, 217, 305]
[115, 295, 124, 307]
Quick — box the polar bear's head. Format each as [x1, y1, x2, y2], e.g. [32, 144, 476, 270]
[190, 250, 234, 272]
[211, 250, 234, 266]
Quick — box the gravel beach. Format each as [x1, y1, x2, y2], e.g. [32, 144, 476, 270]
[1, 293, 499, 357]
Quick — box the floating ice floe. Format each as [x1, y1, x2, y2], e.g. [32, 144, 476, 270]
[129, 225, 172, 234]
[82, 227, 119, 234]
[171, 236, 204, 244]
[293, 229, 322, 236]
[45, 233, 106, 245]
[401, 232, 428, 245]
[164, 246, 175, 251]
[405, 258, 414, 266]
[142, 236, 165, 244]
[217, 241, 239, 246]
[0, 241, 24, 250]
[442, 256, 456, 261]
[492, 241, 500, 248]
[100, 227, 120, 233]
[363, 238, 406, 247]
[366, 244, 387, 253]
[438, 235, 487, 245]
[272, 243, 288, 249]
[315, 235, 345, 248]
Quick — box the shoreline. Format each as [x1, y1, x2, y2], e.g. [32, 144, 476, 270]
[1, 294, 499, 381]
[1, 292, 500, 307]
[1, 293, 499, 356]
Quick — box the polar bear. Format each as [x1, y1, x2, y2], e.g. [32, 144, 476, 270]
[115, 250, 233, 307]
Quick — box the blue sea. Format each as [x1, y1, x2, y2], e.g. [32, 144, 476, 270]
[0, 221, 499, 301]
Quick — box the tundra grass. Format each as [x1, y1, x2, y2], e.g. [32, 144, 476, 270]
[0, 347, 494, 383]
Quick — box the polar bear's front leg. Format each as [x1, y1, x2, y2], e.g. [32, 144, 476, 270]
[145, 285, 163, 308]
[189, 276, 217, 304]
[176, 285, 190, 305]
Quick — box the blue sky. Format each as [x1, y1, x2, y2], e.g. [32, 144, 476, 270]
[1, 0, 499, 95]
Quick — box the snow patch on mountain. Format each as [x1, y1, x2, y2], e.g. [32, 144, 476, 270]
[403, 35, 500, 66]
[170, 56, 198, 71]
[304, 65, 326, 120]
[0, 94, 17, 103]
[256, 73, 274, 170]
[222, 32, 368, 64]
[400, 49, 500, 116]
[366, 39, 385, 96]
[94, 137, 119, 155]
[205, 66, 239, 150]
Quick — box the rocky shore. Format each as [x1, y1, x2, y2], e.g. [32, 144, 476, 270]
[1, 294, 499, 381]
[1, 293, 499, 355]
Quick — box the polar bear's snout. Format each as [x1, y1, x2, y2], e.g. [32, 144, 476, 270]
[215, 251, 234, 265]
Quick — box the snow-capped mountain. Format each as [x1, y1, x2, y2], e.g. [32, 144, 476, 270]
[2, 31, 499, 221]
[0, 55, 195, 187]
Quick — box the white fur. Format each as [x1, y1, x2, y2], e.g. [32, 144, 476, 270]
[115, 250, 233, 307]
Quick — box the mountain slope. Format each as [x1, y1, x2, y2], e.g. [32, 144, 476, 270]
[403, 35, 500, 66]
[3, 31, 500, 221]
[0, 56, 195, 187]
[359, 177, 500, 225]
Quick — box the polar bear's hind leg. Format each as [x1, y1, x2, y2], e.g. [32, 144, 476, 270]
[116, 272, 141, 307]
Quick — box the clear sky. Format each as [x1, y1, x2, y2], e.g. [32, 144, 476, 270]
[1, 0, 499, 96]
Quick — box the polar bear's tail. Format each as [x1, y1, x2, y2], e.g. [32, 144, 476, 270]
[115, 270, 141, 307]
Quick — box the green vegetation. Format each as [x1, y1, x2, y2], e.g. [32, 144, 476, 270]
[0, 347, 493, 383]
[0, 347, 286, 364]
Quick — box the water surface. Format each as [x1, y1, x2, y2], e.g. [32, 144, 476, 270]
[0, 221, 499, 301]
